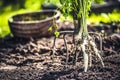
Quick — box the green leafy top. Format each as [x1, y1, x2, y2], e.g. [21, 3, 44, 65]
[60, 0, 93, 19]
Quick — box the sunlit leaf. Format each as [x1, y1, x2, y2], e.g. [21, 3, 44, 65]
[54, 31, 60, 37]
[48, 27, 53, 32]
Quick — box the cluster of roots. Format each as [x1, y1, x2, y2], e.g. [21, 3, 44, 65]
[51, 31, 104, 72]
[74, 33, 104, 72]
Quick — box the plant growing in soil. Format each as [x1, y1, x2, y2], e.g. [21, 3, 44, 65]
[59, 0, 105, 72]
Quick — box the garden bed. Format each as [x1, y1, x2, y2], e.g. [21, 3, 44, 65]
[0, 21, 120, 80]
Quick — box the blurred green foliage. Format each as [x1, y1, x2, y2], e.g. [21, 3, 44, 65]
[93, 0, 105, 4]
[88, 10, 120, 25]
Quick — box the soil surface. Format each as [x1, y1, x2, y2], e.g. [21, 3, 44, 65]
[0, 21, 120, 80]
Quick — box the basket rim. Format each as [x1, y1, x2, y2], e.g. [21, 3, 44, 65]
[8, 10, 60, 24]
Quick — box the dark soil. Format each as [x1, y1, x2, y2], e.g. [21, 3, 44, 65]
[0, 21, 120, 80]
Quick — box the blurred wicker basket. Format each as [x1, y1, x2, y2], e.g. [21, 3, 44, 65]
[8, 10, 60, 38]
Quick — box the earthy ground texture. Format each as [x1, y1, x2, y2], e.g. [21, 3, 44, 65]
[0, 21, 120, 80]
